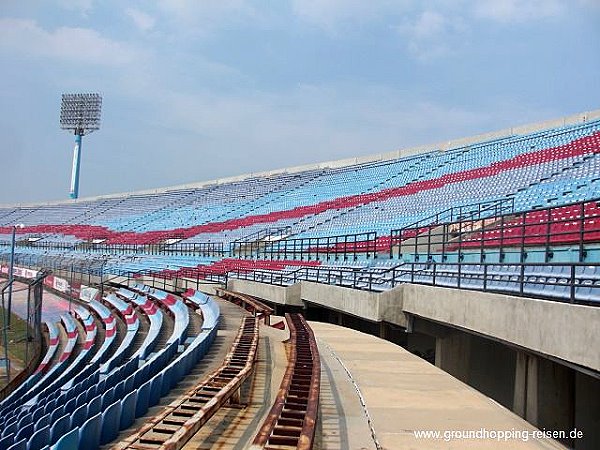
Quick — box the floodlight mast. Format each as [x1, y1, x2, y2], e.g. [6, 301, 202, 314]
[60, 93, 102, 199]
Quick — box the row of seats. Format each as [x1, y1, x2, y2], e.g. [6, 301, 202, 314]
[152, 257, 322, 281]
[35, 322, 59, 374]
[0, 121, 598, 248]
[0, 314, 79, 419]
[47, 288, 221, 450]
[127, 285, 190, 347]
[87, 300, 116, 366]
[123, 293, 164, 360]
[101, 294, 140, 373]
[0, 285, 220, 450]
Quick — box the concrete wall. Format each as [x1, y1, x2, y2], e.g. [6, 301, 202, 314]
[227, 279, 303, 306]
[403, 284, 600, 372]
[301, 282, 384, 322]
[226, 279, 407, 326]
[228, 279, 599, 372]
[378, 286, 407, 325]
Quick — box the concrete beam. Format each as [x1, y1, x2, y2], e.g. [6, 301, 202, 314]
[226, 279, 599, 372]
[403, 284, 600, 372]
[301, 282, 383, 323]
[227, 279, 302, 306]
[227, 279, 406, 326]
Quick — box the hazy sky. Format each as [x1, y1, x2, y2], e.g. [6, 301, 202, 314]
[1, 0, 599, 204]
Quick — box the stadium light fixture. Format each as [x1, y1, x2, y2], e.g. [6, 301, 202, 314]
[60, 93, 102, 199]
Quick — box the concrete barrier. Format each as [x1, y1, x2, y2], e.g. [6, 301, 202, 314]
[403, 284, 600, 372]
[228, 279, 599, 371]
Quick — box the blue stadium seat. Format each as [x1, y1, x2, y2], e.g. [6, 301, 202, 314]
[87, 395, 102, 419]
[14, 423, 34, 443]
[0, 434, 15, 450]
[50, 428, 78, 450]
[7, 439, 26, 450]
[70, 404, 88, 429]
[135, 381, 151, 418]
[100, 401, 121, 445]
[149, 373, 163, 407]
[49, 415, 70, 446]
[119, 391, 137, 430]
[27, 425, 50, 450]
[79, 413, 101, 450]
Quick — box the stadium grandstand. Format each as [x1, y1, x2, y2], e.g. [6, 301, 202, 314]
[1, 111, 599, 450]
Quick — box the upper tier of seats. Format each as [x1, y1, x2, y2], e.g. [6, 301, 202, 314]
[0, 119, 598, 249]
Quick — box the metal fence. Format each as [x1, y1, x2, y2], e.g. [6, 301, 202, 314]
[231, 231, 378, 261]
[390, 198, 600, 263]
[228, 261, 600, 306]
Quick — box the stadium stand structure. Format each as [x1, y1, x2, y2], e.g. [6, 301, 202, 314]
[1, 113, 600, 305]
[0, 286, 221, 450]
[1, 111, 600, 448]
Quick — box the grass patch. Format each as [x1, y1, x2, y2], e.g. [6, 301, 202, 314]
[0, 308, 36, 390]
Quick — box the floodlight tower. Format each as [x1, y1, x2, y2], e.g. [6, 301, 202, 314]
[60, 93, 102, 199]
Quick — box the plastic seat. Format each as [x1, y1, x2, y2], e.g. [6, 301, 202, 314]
[6, 439, 26, 450]
[0, 434, 15, 450]
[149, 374, 163, 407]
[100, 401, 121, 445]
[101, 387, 115, 411]
[49, 406, 65, 425]
[14, 423, 34, 443]
[79, 413, 101, 450]
[135, 380, 152, 418]
[27, 425, 50, 450]
[49, 414, 70, 446]
[50, 428, 78, 450]
[119, 391, 137, 430]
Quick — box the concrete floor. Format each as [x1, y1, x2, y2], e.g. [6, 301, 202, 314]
[310, 321, 565, 450]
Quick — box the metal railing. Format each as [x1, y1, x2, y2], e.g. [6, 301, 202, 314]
[390, 198, 600, 263]
[0, 269, 49, 390]
[231, 231, 378, 261]
[228, 264, 402, 292]
[231, 225, 292, 243]
[389, 197, 515, 258]
[251, 313, 320, 449]
[6, 241, 225, 258]
[228, 261, 600, 306]
[216, 288, 273, 324]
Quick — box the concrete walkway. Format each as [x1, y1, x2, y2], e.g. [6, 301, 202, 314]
[310, 321, 564, 450]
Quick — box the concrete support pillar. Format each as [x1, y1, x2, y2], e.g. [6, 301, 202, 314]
[434, 331, 471, 383]
[379, 321, 388, 340]
[513, 351, 539, 424]
[515, 352, 588, 448]
[526, 354, 539, 426]
[538, 358, 574, 445]
[575, 371, 600, 450]
[513, 351, 527, 417]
